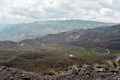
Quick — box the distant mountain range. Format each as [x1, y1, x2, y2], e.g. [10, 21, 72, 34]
[0, 20, 114, 41]
[0, 24, 120, 50]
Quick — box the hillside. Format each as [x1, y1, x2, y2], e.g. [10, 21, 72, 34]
[0, 24, 120, 50]
[38, 25, 120, 50]
[0, 20, 113, 41]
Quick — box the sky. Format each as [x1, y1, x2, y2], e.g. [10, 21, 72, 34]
[0, 0, 120, 23]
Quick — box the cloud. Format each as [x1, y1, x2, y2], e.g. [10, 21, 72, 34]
[0, 0, 120, 23]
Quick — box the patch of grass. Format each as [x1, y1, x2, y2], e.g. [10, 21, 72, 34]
[85, 45, 109, 54]
[47, 44, 65, 50]
[72, 47, 93, 62]
[110, 50, 120, 54]
[95, 49, 108, 54]
[33, 47, 41, 51]
[85, 46, 93, 52]
[72, 48, 86, 54]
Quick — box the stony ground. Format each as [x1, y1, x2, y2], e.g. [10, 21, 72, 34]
[0, 64, 120, 80]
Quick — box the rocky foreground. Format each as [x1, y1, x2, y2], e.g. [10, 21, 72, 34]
[0, 64, 120, 80]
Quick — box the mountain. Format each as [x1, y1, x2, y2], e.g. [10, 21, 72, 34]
[0, 21, 119, 80]
[38, 24, 120, 50]
[0, 20, 114, 41]
[0, 24, 119, 50]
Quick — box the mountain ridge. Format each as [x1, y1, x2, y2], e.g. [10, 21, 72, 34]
[37, 24, 120, 50]
[0, 20, 114, 41]
[0, 24, 120, 50]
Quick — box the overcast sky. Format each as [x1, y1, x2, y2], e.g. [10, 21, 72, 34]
[0, 0, 120, 23]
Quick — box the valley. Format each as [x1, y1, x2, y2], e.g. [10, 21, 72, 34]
[0, 24, 120, 80]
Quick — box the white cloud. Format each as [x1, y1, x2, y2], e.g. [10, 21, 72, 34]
[105, 0, 113, 5]
[0, 0, 120, 23]
[99, 8, 112, 15]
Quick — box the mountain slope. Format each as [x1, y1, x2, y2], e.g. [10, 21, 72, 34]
[38, 25, 120, 50]
[0, 20, 113, 41]
[0, 24, 119, 50]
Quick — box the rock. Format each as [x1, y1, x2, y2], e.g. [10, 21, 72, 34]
[0, 65, 120, 80]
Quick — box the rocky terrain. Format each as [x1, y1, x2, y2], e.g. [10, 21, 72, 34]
[1, 64, 120, 80]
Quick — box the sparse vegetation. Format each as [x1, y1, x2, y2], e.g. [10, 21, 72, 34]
[0, 49, 82, 74]
[72, 47, 94, 62]
[95, 49, 108, 54]
[110, 50, 120, 54]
